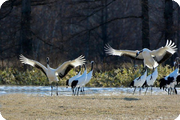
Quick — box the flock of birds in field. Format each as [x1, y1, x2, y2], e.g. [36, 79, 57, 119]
[19, 40, 180, 96]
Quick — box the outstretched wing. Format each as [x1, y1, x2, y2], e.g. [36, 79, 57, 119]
[104, 44, 143, 60]
[55, 55, 86, 78]
[151, 40, 177, 64]
[19, 54, 47, 76]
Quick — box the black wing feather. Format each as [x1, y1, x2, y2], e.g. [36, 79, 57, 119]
[129, 81, 134, 87]
[125, 55, 143, 60]
[142, 81, 147, 87]
[155, 51, 172, 64]
[59, 64, 74, 78]
[35, 64, 47, 77]
[176, 75, 180, 84]
[66, 80, 69, 86]
[71, 80, 78, 88]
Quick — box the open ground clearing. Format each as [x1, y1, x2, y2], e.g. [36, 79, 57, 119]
[0, 94, 179, 120]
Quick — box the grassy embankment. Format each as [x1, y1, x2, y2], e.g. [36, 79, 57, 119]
[0, 63, 177, 87]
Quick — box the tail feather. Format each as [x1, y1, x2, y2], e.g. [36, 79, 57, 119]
[142, 81, 147, 88]
[129, 81, 134, 87]
[66, 80, 69, 86]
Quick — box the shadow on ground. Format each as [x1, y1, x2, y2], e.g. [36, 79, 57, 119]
[123, 97, 141, 101]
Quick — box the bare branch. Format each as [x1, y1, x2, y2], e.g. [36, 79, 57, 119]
[66, 15, 142, 41]
[78, 0, 116, 22]
[30, 30, 66, 51]
[31, 0, 58, 6]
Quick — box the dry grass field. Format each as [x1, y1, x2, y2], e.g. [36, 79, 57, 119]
[0, 94, 180, 120]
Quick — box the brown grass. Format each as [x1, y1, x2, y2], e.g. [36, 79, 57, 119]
[0, 94, 180, 120]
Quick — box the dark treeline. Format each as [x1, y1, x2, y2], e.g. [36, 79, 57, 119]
[0, 0, 180, 71]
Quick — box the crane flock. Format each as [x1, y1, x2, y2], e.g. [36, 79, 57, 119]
[18, 40, 179, 95]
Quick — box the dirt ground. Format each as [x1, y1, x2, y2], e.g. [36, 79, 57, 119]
[0, 94, 180, 120]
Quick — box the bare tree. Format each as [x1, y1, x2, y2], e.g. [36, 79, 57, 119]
[164, 0, 174, 41]
[0, 0, 179, 70]
[164, 0, 174, 65]
[178, 7, 180, 52]
[141, 0, 150, 48]
[101, 0, 108, 59]
[19, 0, 33, 56]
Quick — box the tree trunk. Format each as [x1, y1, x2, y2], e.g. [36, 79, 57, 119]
[101, 0, 108, 58]
[164, 0, 174, 65]
[178, 7, 180, 53]
[141, 0, 150, 49]
[101, 0, 108, 71]
[164, 0, 173, 41]
[86, 3, 90, 60]
[20, 0, 33, 57]
[0, 28, 1, 67]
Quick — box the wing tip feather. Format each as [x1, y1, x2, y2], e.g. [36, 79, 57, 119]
[165, 39, 177, 53]
[104, 44, 115, 55]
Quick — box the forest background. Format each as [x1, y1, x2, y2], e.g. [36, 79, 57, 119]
[0, 0, 179, 87]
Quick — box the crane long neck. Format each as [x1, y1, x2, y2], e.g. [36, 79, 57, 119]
[83, 65, 86, 73]
[47, 64, 50, 68]
[91, 62, 94, 71]
[47, 58, 50, 68]
[79, 66, 81, 72]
